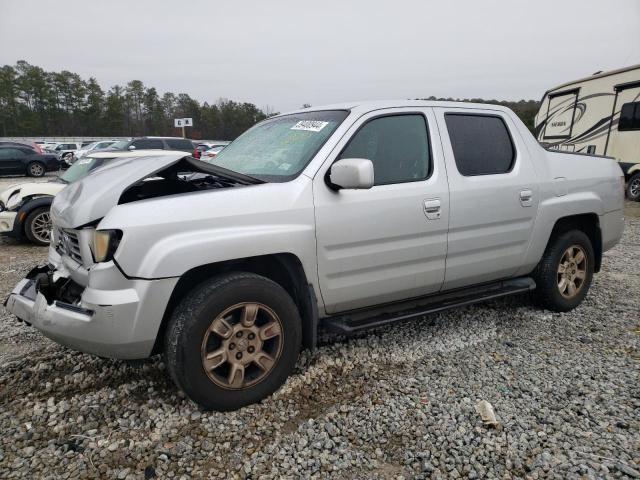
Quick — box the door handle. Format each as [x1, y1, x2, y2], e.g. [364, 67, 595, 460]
[519, 189, 533, 207]
[423, 199, 441, 220]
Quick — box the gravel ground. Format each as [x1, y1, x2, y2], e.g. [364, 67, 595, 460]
[0, 175, 638, 479]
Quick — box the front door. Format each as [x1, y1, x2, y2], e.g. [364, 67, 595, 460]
[434, 108, 540, 290]
[314, 108, 449, 314]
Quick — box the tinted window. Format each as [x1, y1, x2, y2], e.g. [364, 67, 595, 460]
[0, 148, 24, 158]
[339, 114, 430, 185]
[445, 114, 515, 176]
[132, 139, 164, 149]
[165, 139, 195, 150]
[619, 102, 640, 131]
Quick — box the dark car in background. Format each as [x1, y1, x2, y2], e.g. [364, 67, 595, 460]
[107, 137, 198, 156]
[0, 145, 61, 177]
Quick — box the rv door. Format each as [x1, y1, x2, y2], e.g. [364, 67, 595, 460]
[605, 82, 640, 165]
[542, 89, 579, 142]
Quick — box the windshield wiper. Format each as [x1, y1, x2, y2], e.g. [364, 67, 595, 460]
[185, 157, 264, 185]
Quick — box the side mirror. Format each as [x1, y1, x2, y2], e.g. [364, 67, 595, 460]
[128, 145, 136, 150]
[329, 158, 374, 190]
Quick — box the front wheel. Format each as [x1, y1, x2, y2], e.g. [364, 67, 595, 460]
[626, 173, 640, 201]
[24, 207, 52, 246]
[532, 229, 594, 312]
[164, 272, 302, 411]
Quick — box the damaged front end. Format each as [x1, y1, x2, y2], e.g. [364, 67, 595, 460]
[13, 264, 90, 319]
[4, 244, 179, 360]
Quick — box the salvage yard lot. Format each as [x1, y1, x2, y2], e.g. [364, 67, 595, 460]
[0, 173, 638, 479]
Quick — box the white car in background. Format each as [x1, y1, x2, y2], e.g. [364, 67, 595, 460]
[201, 144, 227, 160]
[0, 149, 185, 245]
[48, 142, 84, 163]
[194, 140, 230, 156]
[70, 140, 118, 164]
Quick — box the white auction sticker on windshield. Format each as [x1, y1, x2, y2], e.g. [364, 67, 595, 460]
[291, 120, 329, 132]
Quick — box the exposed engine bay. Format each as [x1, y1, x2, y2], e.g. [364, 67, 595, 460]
[118, 157, 263, 205]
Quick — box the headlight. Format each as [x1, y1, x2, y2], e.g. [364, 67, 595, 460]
[91, 229, 122, 263]
[5, 190, 22, 211]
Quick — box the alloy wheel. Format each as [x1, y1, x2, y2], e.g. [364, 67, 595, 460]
[630, 178, 640, 198]
[200, 302, 283, 390]
[557, 244, 587, 298]
[29, 163, 44, 176]
[31, 211, 52, 244]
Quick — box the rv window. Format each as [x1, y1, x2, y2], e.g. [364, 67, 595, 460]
[543, 90, 578, 139]
[618, 102, 640, 131]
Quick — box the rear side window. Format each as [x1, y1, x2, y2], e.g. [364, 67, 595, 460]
[445, 114, 515, 176]
[619, 102, 640, 131]
[339, 114, 431, 185]
[132, 139, 164, 149]
[165, 139, 195, 150]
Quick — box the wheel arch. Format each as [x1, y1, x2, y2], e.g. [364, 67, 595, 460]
[151, 252, 318, 355]
[14, 196, 53, 237]
[545, 213, 602, 272]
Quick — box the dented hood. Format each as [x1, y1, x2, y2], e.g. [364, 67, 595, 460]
[51, 153, 187, 228]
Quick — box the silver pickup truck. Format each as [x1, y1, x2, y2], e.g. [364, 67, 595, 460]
[5, 101, 625, 410]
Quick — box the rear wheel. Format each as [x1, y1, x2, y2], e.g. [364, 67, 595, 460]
[24, 207, 52, 246]
[27, 162, 45, 177]
[164, 272, 302, 411]
[626, 173, 640, 201]
[532, 230, 594, 312]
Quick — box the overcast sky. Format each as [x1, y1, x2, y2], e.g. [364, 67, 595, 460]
[1, 0, 639, 112]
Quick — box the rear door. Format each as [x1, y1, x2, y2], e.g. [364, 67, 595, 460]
[0, 148, 26, 173]
[434, 108, 539, 290]
[314, 108, 450, 313]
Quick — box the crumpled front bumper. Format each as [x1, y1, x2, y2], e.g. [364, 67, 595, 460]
[4, 250, 178, 359]
[0, 210, 17, 235]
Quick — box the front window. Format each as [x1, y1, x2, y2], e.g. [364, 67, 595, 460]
[210, 110, 349, 181]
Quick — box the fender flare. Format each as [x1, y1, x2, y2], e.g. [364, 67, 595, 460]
[13, 196, 53, 238]
[627, 164, 640, 176]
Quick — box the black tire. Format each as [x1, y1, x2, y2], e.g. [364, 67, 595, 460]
[626, 172, 640, 201]
[532, 229, 594, 312]
[26, 161, 45, 177]
[164, 272, 302, 411]
[24, 207, 52, 246]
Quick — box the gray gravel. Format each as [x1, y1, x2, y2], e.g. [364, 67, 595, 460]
[1, 177, 638, 478]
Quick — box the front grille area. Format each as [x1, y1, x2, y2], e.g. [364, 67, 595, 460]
[55, 227, 83, 264]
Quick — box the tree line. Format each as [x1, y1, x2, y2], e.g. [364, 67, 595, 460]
[0, 61, 541, 139]
[0, 61, 270, 139]
[419, 96, 540, 132]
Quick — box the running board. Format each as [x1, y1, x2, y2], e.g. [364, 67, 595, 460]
[322, 277, 536, 334]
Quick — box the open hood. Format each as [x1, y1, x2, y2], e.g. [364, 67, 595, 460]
[50, 153, 262, 229]
[51, 153, 188, 228]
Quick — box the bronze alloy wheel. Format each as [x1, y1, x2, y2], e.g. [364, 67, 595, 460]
[557, 244, 587, 299]
[200, 302, 283, 390]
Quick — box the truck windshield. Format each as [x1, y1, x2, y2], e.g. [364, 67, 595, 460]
[208, 110, 349, 181]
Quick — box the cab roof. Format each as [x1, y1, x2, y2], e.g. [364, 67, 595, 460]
[282, 99, 513, 116]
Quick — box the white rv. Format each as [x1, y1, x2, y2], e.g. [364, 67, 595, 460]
[534, 64, 640, 200]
